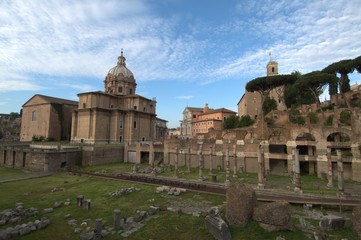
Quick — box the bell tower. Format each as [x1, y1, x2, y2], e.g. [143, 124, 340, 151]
[266, 52, 278, 76]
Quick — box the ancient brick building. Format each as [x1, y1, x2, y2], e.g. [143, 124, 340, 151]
[71, 51, 158, 144]
[20, 95, 78, 142]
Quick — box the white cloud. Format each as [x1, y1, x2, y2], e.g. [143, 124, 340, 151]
[176, 95, 194, 100]
[0, 0, 360, 93]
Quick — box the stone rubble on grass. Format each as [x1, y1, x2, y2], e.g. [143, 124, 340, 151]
[0, 217, 50, 239]
[108, 187, 140, 197]
[0, 203, 38, 226]
[50, 187, 64, 192]
[155, 185, 186, 196]
[204, 206, 232, 240]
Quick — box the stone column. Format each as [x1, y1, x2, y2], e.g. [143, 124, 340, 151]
[113, 209, 121, 231]
[257, 145, 265, 189]
[225, 147, 230, 185]
[135, 142, 141, 164]
[149, 143, 154, 167]
[293, 148, 302, 193]
[198, 145, 204, 181]
[337, 150, 344, 195]
[209, 146, 213, 175]
[174, 147, 179, 178]
[187, 148, 191, 173]
[326, 148, 333, 188]
[93, 218, 103, 240]
[237, 140, 245, 173]
[233, 144, 237, 177]
[77, 195, 84, 208]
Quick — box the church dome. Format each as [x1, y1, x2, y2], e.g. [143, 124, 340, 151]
[107, 51, 134, 79]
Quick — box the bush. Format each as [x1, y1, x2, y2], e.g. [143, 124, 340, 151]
[262, 96, 277, 115]
[289, 108, 305, 125]
[340, 110, 351, 125]
[32, 135, 45, 142]
[238, 115, 255, 128]
[308, 112, 319, 124]
[323, 115, 334, 126]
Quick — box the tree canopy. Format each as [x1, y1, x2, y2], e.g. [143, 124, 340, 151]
[245, 74, 297, 96]
[223, 115, 254, 129]
[322, 55, 361, 94]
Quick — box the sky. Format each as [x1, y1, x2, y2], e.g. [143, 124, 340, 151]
[1, 0, 361, 128]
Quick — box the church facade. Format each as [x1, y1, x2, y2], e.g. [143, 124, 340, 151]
[71, 52, 158, 144]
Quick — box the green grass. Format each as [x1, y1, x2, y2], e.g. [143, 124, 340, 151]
[2, 166, 359, 239]
[0, 167, 35, 180]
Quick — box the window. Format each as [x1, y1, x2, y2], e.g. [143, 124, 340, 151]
[129, 89, 133, 94]
[272, 67, 275, 73]
[134, 121, 137, 129]
[193, 114, 196, 118]
[119, 135, 122, 142]
[134, 106, 137, 110]
[143, 107, 146, 111]
[118, 86, 123, 93]
[31, 111, 37, 121]
[83, 103, 86, 108]
[119, 120, 123, 129]
[142, 137, 145, 141]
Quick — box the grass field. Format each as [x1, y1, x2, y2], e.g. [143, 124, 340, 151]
[0, 166, 359, 239]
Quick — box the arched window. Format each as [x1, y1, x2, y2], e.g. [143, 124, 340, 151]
[31, 111, 37, 121]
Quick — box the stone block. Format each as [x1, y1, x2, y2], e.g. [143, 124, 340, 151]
[226, 181, 256, 228]
[351, 206, 361, 238]
[253, 200, 293, 232]
[205, 207, 232, 240]
[319, 214, 345, 230]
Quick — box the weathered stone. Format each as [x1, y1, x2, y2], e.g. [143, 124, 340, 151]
[226, 181, 256, 228]
[80, 232, 94, 240]
[64, 214, 71, 219]
[74, 228, 81, 233]
[68, 219, 77, 226]
[148, 206, 160, 215]
[319, 214, 345, 230]
[43, 208, 54, 214]
[351, 206, 361, 238]
[19, 226, 31, 236]
[77, 195, 84, 207]
[54, 201, 62, 208]
[93, 218, 103, 240]
[253, 200, 293, 232]
[204, 207, 232, 240]
[113, 209, 121, 231]
[82, 199, 91, 211]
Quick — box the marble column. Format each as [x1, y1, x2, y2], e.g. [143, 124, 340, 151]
[293, 148, 301, 192]
[209, 146, 213, 175]
[174, 147, 179, 178]
[326, 148, 333, 188]
[337, 150, 344, 195]
[233, 144, 237, 177]
[225, 147, 230, 185]
[187, 148, 191, 173]
[257, 145, 265, 189]
[198, 145, 204, 181]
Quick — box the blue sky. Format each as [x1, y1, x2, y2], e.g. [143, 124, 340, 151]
[1, 0, 361, 128]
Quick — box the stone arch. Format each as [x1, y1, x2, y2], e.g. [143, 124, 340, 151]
[295, 132, 315, 141]
[323, 128, 353, 142]
[326, 132, 351, 142]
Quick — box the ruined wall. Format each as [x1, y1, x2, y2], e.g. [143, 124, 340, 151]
[82, 145, 124, 166]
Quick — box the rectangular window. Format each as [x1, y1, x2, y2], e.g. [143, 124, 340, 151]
[129, 89, 132, 94]
[134, 121, 137, 129]
[31, 111, 37, 121]
[119, 120, 123, 129]
[119, 135, 122, 142]
[134, 106, 137, 110]
[118, 86, 123, 93]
